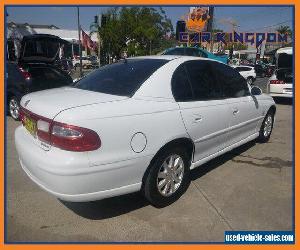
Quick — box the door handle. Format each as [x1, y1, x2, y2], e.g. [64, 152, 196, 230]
[233, 108, 239, 115]
[193, 115, 203, 123]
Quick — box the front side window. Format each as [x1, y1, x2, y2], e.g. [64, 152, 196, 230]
[213, 62, 250, 98]
[185, 61, 223, 101]
[74, 59, 167, 97]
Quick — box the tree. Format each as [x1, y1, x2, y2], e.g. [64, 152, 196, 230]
[98, 7, 175, 62]
[276, 25, 292, 38]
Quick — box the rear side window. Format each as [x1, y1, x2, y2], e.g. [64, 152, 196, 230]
[185, 61, 223, 101]
[171, 65, 193, 102]
[74, 59, 167, 97]
[213, 62, 250, 98]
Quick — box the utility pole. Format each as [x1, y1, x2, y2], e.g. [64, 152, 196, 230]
[77, 7, 83, 77]
[207, 7, 214, 52]
[98, 14, 101, 68]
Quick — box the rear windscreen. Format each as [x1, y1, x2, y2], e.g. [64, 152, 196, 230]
[74, 59, 168, 97]
[23, 39, 60, 59]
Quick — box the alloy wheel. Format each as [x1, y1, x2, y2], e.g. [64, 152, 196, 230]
[263, 115, 273, 137]
[156, 154, 185, 197]
[9, 98, 20, 120]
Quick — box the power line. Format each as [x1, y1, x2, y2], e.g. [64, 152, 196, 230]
[242, 20, 292, 32]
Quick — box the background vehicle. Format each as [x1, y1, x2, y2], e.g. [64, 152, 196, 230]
[252, 64, 268, 78]
[268, 47, 293, 98]
[73, 56, 99, 69]
[6, 34, 73, 120]
[232, 65, 256, 85]
[161, 47, 229, 64]
[15, 56, 275, 207]
[266, 64, 276, 77]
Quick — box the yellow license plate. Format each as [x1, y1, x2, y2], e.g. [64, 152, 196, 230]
[24, 116, 37, 136]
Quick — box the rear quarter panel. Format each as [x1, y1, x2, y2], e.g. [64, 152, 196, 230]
[53, 98, 189, 168]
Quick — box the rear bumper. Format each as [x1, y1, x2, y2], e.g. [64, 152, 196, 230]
[269, 93, 293, 98]
[269, 83, 293, 98]
[15, 126, 152, 202]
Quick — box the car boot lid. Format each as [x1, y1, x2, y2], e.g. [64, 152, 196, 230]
[20, 87, 128, 119]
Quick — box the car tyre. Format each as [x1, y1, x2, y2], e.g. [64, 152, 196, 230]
[9, 96, 20, 121]
[143, 146, 191, 208]
[257, 110, 274, 143]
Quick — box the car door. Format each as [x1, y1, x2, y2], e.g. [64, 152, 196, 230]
[213, 62, 262, 146]
[172, 60, 231, 163]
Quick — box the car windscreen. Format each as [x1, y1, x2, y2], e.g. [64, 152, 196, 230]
[74, 59, 168, 97]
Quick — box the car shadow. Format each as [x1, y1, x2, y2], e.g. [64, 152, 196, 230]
[190, 140, 256, 181]
[272, 97, 293, 105]
[59, 191, 149, 220]
[60, 141, 257, 220]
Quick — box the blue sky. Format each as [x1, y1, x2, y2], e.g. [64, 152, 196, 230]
[6, 6, 293, 32]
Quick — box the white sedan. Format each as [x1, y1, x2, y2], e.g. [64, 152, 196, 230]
[15, 56, 276, 207]
[231, 65, 256, 85]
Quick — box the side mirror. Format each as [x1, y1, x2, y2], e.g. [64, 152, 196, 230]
[251, 86, 262, 96]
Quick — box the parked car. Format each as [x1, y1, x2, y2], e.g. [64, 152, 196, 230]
[7, 34, 73, 120]
[57, 58, 74, 75]
[15, 56, 276, 207]
[73, 56, 98, 69]
[231, 65, 256, 85]
[266, 65, 276, 77]
[253, 64, 268, 78]
[161, 47, 229, 64]
[268, 47, 293, 98]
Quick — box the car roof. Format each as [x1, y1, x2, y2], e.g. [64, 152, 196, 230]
[276, 47, 293, 55]
[127, 55, 224, 63]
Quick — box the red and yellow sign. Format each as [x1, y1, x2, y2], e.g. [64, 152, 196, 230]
[186, 7, 210, 32]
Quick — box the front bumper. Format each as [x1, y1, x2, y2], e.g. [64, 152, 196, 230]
[15, 126, 152, 202]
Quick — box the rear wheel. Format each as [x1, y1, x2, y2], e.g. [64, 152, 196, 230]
[9, 96, 20, 121]
[143, 147, 191, 207]
[258, 111, 274, 143]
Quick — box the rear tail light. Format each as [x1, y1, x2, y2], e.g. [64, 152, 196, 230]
[18, 67, 31, 80]
[270, 79, 285, 85]
[37, 120, 51, 143]
[22, 108, 101, 152]
[50, 122, 101, 151]
[19, 107, 25, 125]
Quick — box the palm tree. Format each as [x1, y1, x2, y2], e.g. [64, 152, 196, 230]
[276, 25, 292, 38]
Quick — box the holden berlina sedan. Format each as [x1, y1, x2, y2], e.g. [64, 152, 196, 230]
[15, 56, 276, 207]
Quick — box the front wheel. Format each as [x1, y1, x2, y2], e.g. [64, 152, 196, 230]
[257, 111, 274, 143]
[9, 96, 20, 121]
[143, 147, 191, 207]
